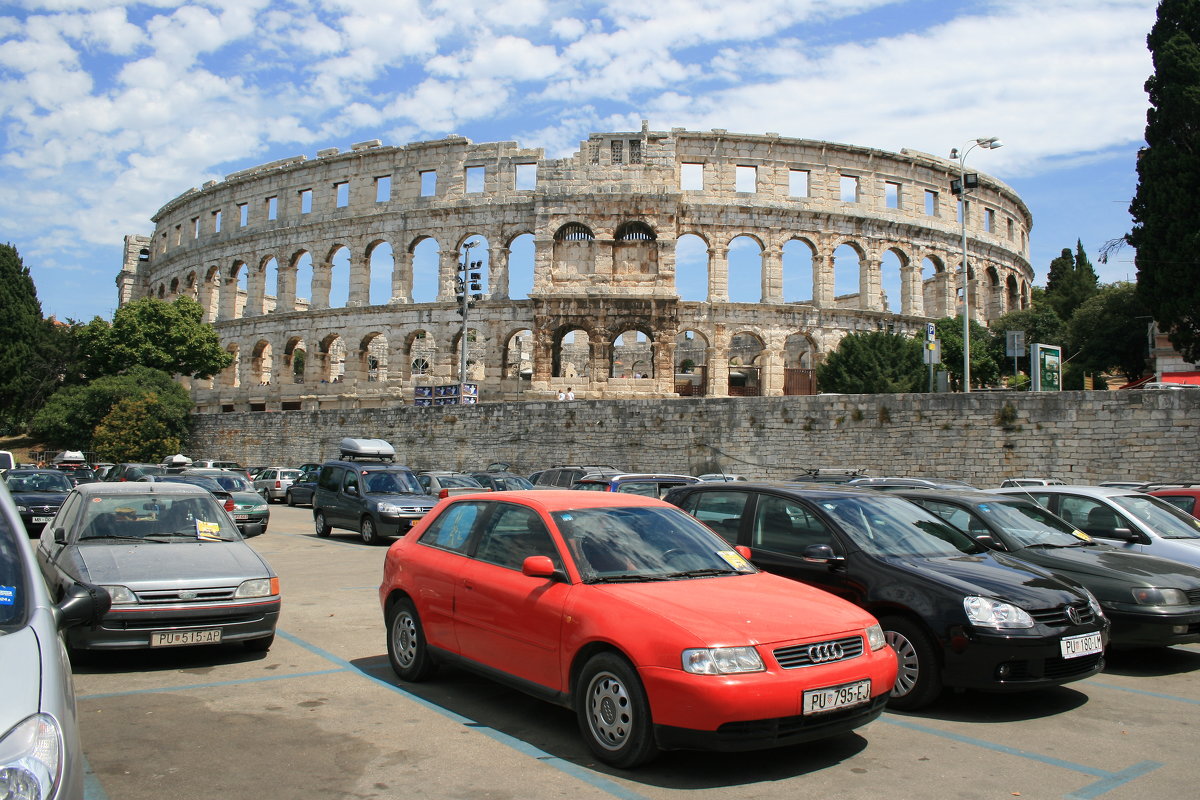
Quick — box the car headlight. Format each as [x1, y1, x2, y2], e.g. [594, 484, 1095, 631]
[1132, 587, 1188, 606]
[99, 585, 136, 605]
[0, 713, 63, 800]
[377, 503, 404, 514]
[234, 578, 279, 598]
[963, 596, 1034, 629]
[15, 505, 28, 514]
[1081, 588, 1105, 618]
[865, 623, 887, 651]
[682, 646, 765, 674]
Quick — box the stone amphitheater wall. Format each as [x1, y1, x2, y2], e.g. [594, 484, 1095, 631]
[189, 390, 1198, 488]
[121, 127, 1034, 414]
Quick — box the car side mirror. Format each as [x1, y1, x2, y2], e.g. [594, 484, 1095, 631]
[344, 485, 358, 497]
[522, 555, 560, 580]
[1087, 526, 1138, 542]
[971, 533, 1002, 550]
[802, 544, 842, 563]
[56, 582, 111, 629]
[734, 545, 753, 560]
[53, 527, 67, 545]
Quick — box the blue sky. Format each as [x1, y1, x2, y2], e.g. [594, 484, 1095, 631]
[0, 0, 1156, 322]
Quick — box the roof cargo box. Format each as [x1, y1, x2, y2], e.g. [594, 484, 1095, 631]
[339, 438, 396, 461]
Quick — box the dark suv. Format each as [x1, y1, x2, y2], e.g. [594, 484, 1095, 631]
[312, 461, 437, 545]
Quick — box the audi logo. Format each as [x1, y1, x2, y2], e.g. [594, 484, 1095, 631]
[1066, 606, 1082, 625]
[806, 642, 845, 663]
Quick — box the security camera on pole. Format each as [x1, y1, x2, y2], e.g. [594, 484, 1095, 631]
[456, 241, 485, 401]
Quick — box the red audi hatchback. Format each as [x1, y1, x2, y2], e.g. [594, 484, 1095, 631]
[379, 490, 897, 767]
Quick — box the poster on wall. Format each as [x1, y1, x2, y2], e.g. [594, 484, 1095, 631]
[1031, 344, 1062, 391]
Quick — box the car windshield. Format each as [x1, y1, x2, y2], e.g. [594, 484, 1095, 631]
[208, 474, 252, 492]
[76, 494, 241, 542]
[156, 475, 226, 492]
[0, 512, 29, 628]
[971, 501, 1089, 548]
[439, 476, 483, 488]
[551, 506, 757, 582]
[5, 472, 73, 492]
[1111, 494, 1200, 539]
[501, 476, 533, 490]
[278, 470, 301, 480]
[816, 494, 985, 557]
[363, 471, 422, 494]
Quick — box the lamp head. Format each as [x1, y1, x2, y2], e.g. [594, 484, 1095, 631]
[949, 147, 959, 160]
[977, 137, 1003, 149]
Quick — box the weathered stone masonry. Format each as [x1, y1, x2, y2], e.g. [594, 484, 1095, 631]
[190, 391, 1198, 487]
[121, 126, 1033, 413]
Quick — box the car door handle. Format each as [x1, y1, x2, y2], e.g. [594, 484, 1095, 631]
[462, 578, 474, 591]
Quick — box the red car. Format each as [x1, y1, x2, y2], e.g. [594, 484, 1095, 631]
[1148, 486, 1200, 519]
[379, 490, 897, 767]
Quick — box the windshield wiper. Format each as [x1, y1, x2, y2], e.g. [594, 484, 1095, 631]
[79, 535, 162, 543]
[661, 568, 741, 578]
[584, 574, 671, 584]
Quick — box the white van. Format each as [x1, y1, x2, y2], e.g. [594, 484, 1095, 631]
[0, 451, 13, 474]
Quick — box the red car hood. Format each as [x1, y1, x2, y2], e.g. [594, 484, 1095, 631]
[590, 572, 874, 647]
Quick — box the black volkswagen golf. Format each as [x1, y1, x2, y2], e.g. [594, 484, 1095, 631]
[663, 482, 1110, 710]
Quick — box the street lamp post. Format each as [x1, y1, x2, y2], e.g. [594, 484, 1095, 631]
[949, 137, 1002, 392]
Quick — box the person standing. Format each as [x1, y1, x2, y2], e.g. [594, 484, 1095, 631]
[566, 387, 575, 400]
[557, 388, 566, 401]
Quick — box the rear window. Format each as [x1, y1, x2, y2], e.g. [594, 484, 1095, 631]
[0, 508, 30, 629]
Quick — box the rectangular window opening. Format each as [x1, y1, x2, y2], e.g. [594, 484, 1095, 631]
[1007, 217, 1015, 240]
[736, 165, 757, 193]
[515, 163, 537, 190]
[840, 175, 859, 203]
[191, 217, 200, 239]
[465, 165, 485, 193]
[212, 209, 222, 233]
[680, 163, 703, 191]
[238, 203, 248, 227]
[629, 139, 642, 164]
[266, 196, 278, 221]
[925, 189, 938, 216]
[885, 181, 901, 209]
[611, 140, 623, 164]
[375, 175, 391, 203]
[420, 170, 437, 197]
[335, 182, 349, 208]
[300, 188, 312, 214]
[789, 169, 809, 198]
[984, 208, 995, 233]
[589, 142, 600, 164]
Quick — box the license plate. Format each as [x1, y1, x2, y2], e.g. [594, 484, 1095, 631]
[151, 629, 222, 647]
[235, 514, 250, 521]
[1061, 632, 1103, 659]
[32, 516, 52, 524]
[803, 679, 872, 714]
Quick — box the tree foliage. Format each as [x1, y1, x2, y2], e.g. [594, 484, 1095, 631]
[1128, 0, 1200, 362]
[0, 244, 64, 433]
[1043, 241, 1099, 321]
[816, 331, 926, 394]
[1067, 283, 1154, 381]
[933, 317, 999, 391]
[92, 393, 183, 463]
[988, 301, 1067, 380]
[78, 296, 233, 379]
[29, 367, 192, 451]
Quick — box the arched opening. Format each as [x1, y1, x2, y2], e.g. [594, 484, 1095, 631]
[553, 222, 596, 275]
[881, 249, 905, 313]
[232, 261, 248, 319]
[262, 257, 279, 314]
[675, 329, 709, 396]
[612, 221, 657, 276]
[407, 330, 435, 381]
[554, 328, 590, 379]
[222, 344, 240, 388]
[412, 238, 440, 303]
[728, 235, 763, 303]
[674, 233, 708, 301]
[459, 234, 490, 297]
[833, 244, 862, 307]
[728, 332, 765, 396]
[251, 340, 273, 386]
[293, 252, 313, 311]
[368, 241, 394, 306]
[452, 327, 486, 383]
[328, 246, 350, 308]
[320, 335, 346, 383]
[361, 333, 389, 382]
[503, 329, 533, 384]
[284, 337, 306, 384]
[783, 238, 815, 303]
[783, 333, 817, 395]
[508, 233, 535, 300]
[611, 329, 653, 378]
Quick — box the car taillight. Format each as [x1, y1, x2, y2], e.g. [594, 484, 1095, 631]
[275, 481, 282, 488]
[439, 489, 451, 499]
[224, 498, 235, 512]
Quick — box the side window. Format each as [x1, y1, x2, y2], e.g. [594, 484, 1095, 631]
[342, 469, 359, 495]
[1058, 495, 1124, 534]
[418, 475, 431, 492]
[752, 495, 834, 555]
[474, 504, 561, 570]
[684, 491, 749, 544]
[419, 502, 485, 553]
[318, 467, 342, 491]
[616, 481, 657, 497]
[917, 500, 977, 533]
[45, 493, 81, 550]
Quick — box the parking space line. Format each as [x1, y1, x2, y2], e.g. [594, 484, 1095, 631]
[1083, 680, 1200, 706]
[882, 717, 1161, 798]
[277, 629, 653, 800]
[77, 668, 347, 700]
[83, 754, 111, 800]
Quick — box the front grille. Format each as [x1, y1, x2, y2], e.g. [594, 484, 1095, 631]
[714, 695, 887, 743]
[1001, 652, 1103, 682]
[135, 587, 237, 604]
[1186, 589, 1200, 605]
[106, 612, 265, 630]
[774, 635, 864, 669]
[1028, 603, 1096, 627]
[25, 505, 60, 515]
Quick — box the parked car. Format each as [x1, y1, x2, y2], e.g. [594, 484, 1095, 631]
[4, 469, 74, 536]
[285, 465, 321, 507]
[313, 460, 437, 545]
[103, 463, 167, 482]
[847, 477, 978, 491]
[254, 467, 303, 503]
[532, 465, 619, 488]
[416, 471, 486, 498]
[0, 479, 110, 800]
[0, 449, 13, 475]
[191, 460, 247, 474]
[664, 482, 1109, 710]
[896, 489, 1200, 648]
[469, 471, 534, 492]
[34, 481, 279, 652]
[697, 473, 748, 482]
[180, 469, 269, 536]
[138, 474, 236, 515]
[379, 490, 897, 767]
[1143, 484, 1200, 519]
[572, 472, 701, 498]
[999, 478, 1066, 488]
[990, 485, 1200, 568]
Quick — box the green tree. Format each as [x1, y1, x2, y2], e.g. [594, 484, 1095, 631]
[815, 331, 926, 394]
[78, 296, 233, 379]
[1128, 0, 1200, 362]
[987, 302, 1067, 383]
[92, 393, 183, 463]
[1044, 241, 1099, 321]
[29, 367, 192, 451]
[0, 244, 61, 432]
[934, 317, 999, 391]
[1067, 283, 1154, 382]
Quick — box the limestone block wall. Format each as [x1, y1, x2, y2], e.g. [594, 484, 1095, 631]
[189, 390, 1199, 488]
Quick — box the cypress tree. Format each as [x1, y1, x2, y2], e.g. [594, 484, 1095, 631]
[0, 244, 49, 432]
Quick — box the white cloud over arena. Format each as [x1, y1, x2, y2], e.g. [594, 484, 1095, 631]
[0, 0, 1157, 320]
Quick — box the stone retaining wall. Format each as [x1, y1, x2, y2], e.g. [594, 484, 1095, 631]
[189, 390, 1199, 487]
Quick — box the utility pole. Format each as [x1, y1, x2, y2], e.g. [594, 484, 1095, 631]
[456, 242, 484, 401]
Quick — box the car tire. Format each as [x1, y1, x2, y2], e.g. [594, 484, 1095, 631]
[386, 598, 436, 681]
[244, 633, 274, 652]
[286, 491, 296, 507]
[575, 652, 658, 768]
[360, 516, 381, 545]
[882, 616, 942, 711]
[314, 510, 331, 538]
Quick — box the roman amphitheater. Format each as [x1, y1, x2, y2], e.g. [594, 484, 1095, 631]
[118, 124, 1033, 413]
